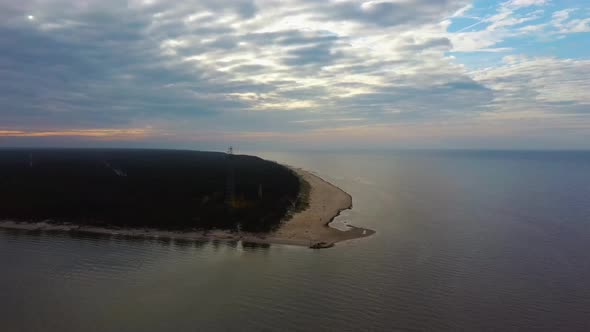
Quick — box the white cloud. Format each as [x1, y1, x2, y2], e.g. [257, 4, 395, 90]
[451, 4, 473, 18]
[504, 0, 549, 9]
[551, 9, 590, 33]
[448, 2, 548, 52]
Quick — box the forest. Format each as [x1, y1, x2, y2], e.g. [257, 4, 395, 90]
[0, 149, 302, 232]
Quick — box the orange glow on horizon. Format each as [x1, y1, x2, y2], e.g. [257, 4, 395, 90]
[0, 128, 152, 139]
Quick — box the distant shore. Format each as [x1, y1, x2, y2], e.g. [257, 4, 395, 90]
[0, 167, 374, 248]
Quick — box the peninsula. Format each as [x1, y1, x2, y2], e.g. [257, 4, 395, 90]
[0, 149, 374, 248]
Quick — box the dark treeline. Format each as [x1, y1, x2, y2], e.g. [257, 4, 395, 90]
[0, 149, 301, 232]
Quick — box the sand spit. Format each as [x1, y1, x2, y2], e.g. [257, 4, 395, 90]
[268, 167, 375, 247]
[0, 167, 374, 248]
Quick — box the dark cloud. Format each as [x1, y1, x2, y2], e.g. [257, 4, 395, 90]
[404, 37, 452, 52]
[243, 30, 343, 47]
[0, 2, 488, 133]
[283, 43, 342, 67]
[231, 64, 268, 74]
[0, 20, 260, 129]
[205, 36, 240, 50]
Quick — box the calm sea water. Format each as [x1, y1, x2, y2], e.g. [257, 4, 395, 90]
[2, 150, 590, 331]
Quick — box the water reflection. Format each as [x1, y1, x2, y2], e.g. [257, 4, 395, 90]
[241, 241, 271, 251]
[172, 238, 193, 250]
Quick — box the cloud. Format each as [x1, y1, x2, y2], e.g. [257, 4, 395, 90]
[0, 0, 588, 148]
[472, 56, 590, 116]
[323, 0, 470, 27]
[551, 9, 590, 33]
[504, 0, 549, 9]
[448, 1, 588, 54]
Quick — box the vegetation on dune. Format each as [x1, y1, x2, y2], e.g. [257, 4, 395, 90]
[281, 167, 311, 222]
[0, 149, 301, 232]
[294, 173, 311, 212]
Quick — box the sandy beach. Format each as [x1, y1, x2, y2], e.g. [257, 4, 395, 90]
[0, 167, 374, 248]
[266, 167, 375, 247]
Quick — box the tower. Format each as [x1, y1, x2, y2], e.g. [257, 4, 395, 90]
[225, 146, 235, 206]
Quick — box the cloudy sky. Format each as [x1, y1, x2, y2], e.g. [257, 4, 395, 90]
[0, 0, 589, 150]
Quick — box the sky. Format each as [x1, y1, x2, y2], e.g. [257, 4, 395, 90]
[0, 0, 589, 150]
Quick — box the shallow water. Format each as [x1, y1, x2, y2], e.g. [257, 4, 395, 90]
[2, 150, 590, 331]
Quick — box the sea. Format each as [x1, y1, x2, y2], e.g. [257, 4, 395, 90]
[1, 150, 590, 331]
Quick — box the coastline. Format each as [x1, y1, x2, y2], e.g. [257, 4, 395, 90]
[0, 167, 374, 248]
[270, 166, 375, 247]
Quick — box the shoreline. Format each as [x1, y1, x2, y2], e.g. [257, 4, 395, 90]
[0, 167, 375, 248]
[271, 166, 375, 247]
